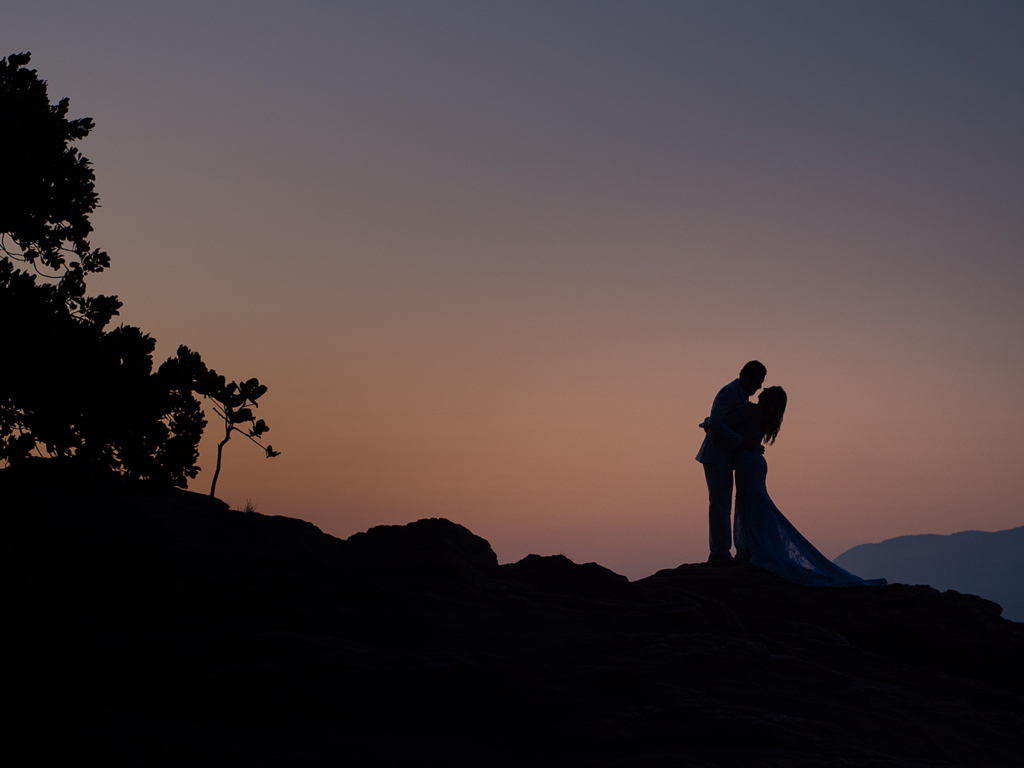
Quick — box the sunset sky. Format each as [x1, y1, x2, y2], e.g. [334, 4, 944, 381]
[6, 2, 1023, 578]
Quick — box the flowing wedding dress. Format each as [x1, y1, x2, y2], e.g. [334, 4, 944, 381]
[733, 433, 885, 588]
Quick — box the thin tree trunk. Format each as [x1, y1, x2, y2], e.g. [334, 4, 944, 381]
[210, 432, 230, 497]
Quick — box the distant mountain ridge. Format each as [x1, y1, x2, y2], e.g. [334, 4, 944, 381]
[836, 526, 1024, 622]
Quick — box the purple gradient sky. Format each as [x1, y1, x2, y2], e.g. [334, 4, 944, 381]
[5, 2, 1023, 577]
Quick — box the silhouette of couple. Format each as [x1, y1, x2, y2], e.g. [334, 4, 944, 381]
[696, 361, 884, 587]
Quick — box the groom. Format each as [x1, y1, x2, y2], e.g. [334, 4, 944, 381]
[696, 360, 766, 563]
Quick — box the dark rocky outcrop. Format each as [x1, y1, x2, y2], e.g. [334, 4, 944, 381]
[501, 553, 632, 599]
[3, 467, 1023, 767]
[343, 516, 499, 584]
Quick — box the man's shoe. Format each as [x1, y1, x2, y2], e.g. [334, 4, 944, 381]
[707, 551, 734, 564]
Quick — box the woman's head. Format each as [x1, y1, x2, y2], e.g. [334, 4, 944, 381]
[758, 386, 787, 445]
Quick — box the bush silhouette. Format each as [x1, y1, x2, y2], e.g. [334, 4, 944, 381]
[0, 52, 278, 491]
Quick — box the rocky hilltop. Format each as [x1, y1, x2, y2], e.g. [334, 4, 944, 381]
[3, 466, 1024, 767]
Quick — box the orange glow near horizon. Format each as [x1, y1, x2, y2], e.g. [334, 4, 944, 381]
[6, 3, 1023, 579]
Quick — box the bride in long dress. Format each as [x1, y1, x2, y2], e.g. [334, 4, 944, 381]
[731, 387, 885, 587]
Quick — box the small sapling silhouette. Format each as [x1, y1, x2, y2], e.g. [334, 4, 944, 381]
[175, 346, 280, 497]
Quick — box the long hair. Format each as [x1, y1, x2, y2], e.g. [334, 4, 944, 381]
[759, 386, 787, 445]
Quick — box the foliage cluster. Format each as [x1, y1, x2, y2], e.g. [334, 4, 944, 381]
[0, 52, 117, 325]
[0, 53, 277, 494]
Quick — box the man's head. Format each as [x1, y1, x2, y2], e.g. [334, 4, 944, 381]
[738, 360, 767, 396]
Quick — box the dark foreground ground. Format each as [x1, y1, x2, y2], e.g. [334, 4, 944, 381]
[3, 465, 1024, 767]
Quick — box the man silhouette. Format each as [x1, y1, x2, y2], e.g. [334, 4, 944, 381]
[695, 361, 766, 563]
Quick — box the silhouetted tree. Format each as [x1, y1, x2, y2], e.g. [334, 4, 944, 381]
[0, 52, 119, 326]
[0, 259, 207, 485]
[0, 52, 278, 491]
[173, 347, 279, 497]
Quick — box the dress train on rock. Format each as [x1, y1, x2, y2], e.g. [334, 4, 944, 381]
[734, 451, 885, 587]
